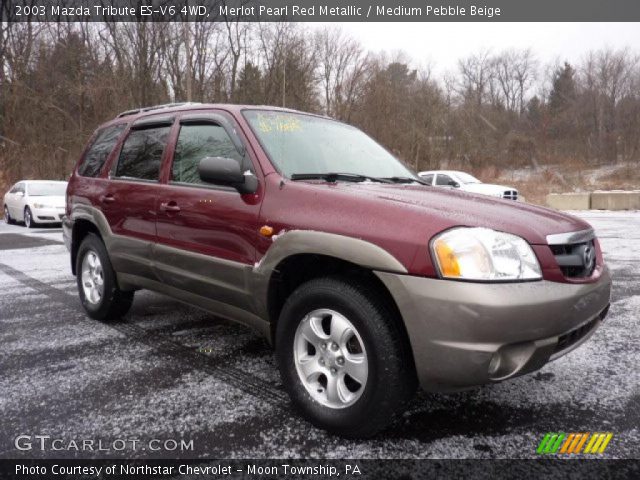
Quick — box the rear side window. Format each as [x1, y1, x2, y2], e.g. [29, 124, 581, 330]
[115, 126, 170, 181]
[436, 174, 454, 186]
[78, 124, 126, 177]
[171, 124, 243, 184]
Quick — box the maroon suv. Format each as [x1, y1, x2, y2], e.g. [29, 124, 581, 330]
[64, 103, 611, 437]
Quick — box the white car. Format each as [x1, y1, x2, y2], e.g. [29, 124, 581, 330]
[418, 170, 519, 201]
[3, 180, 67, 228]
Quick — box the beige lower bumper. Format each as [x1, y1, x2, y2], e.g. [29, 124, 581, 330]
[376, 267, 612, 391]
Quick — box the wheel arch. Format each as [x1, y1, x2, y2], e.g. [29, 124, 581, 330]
[253, 230, 415, 375]
[71, 218, 103, 275]
[264, 253, 417, 383]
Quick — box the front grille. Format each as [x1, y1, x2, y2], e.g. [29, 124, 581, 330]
[554, 316, 600, 354]
[550, 240, 596, 278]
[502, 190, 518, 200]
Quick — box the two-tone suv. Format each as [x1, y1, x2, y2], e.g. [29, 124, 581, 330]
[64, 103, 611, 437]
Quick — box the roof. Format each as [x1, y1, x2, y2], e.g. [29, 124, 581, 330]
[19, 180, 68, 184]
[113, 102, 312, 122]
[418, 170, 464, 176]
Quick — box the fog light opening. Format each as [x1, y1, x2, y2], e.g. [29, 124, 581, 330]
[488, 352, 502, 376]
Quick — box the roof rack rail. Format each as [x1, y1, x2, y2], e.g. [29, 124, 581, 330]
[117, 102, 202, 118]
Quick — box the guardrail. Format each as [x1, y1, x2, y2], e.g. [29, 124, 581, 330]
[546, 191, 640, 210]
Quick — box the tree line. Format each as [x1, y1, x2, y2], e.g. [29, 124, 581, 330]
[1, 21, 639, 190]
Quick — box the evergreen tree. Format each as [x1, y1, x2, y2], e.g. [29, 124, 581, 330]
[527, 95, 543, 127]
[548, 62, 577, 114]
[236, 62, 263, 105]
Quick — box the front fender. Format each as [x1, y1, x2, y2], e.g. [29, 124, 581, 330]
[250, 230, 408, 319]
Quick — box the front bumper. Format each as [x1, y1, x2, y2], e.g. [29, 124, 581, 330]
[376, 267, 612, 391]
[32, 207, 65, 223]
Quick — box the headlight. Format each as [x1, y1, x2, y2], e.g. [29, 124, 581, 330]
[431, 227, 542, 281]
[33, 203, 55, 209]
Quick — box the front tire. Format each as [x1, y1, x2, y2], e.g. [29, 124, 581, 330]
[276, 276, 416, 438]
[4, 205, 15, 225]
[24, 206, 37, 228]
[76, 233, 133, 321]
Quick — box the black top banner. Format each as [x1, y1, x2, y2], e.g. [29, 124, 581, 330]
[2, 0, 640, 22]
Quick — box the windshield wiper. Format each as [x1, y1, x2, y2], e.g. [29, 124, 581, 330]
[382, 176, 431, 185]
[290, 173, 392, 183]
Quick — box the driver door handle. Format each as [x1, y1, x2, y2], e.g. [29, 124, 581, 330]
[100, 194, 116, 204]
[160, 201, 181, 213]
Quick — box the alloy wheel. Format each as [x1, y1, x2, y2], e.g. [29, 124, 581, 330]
[81, 250, 105, 305]
[293, 309, 368, 409]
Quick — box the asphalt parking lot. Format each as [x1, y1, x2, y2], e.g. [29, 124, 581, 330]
[0, 212, 638, 460]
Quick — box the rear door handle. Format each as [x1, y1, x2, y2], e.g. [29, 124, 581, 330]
[100, 194, 115, 204]
[159, 201, 181, 213]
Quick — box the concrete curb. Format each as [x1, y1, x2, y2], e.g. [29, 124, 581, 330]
[546, 191, 640, 211]
[546, 193, 591, 210]
[591, 191, 640, 210]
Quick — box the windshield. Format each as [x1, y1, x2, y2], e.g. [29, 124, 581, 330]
[27, 182, 67, 196]
[243, 110, 417, 180]
[455, 172, 481, 184]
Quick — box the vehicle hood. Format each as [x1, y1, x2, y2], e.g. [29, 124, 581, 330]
[462, 183, 517, 195]
[30, 195, 66, 207]
[311, 182, 589, 245]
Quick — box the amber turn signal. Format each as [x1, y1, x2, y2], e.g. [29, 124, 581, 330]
[260, 225, 274, 237]
[433, 239, 461, 277]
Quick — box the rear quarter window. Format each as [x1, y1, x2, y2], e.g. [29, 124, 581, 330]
[78, 124, 126, 177]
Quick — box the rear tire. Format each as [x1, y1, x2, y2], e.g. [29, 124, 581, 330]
[76, 233, 133, 321]
[4, 205, 15, 225]
[24, 206, 37, 228]
[276, 276, 416, 438]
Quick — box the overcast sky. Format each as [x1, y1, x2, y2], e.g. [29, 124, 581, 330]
[335, 22, 639, 75]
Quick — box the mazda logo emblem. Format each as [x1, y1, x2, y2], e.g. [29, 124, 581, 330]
[583, 245, 595, 272]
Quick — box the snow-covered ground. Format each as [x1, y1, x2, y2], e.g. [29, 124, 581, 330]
[0, 213, 638, 460]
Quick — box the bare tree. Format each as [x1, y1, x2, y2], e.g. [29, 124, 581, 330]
[582, 48, 639, 161]
[315, 26, 369, 119]
[458, 49, 494, 106]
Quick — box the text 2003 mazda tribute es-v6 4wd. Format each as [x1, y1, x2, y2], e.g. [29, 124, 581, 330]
[63, 103, 611, 437]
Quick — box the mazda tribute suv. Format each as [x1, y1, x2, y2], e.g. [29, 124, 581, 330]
[64, 103, 611, 437]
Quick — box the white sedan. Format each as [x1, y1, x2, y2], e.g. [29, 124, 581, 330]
[418, 170, 519, 201]
[3, 180, 67, 228]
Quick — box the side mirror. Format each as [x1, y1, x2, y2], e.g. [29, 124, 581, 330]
[198, 157, 258, 194]
[16, 191, 24, 197]
[449, 181, 460, 188]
